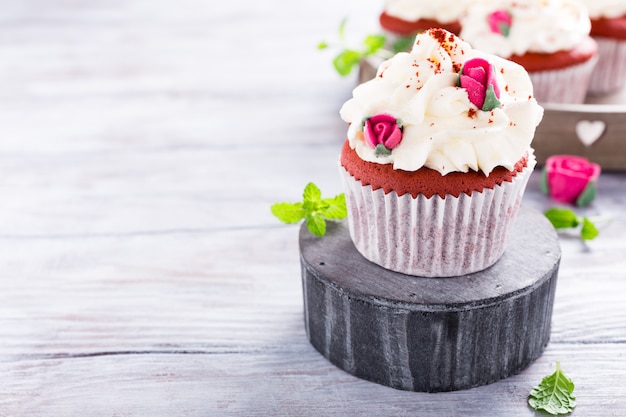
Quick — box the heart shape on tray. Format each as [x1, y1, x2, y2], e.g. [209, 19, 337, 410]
[575, 120, 606, 147]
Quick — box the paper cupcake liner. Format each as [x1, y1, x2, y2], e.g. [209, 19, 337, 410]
[529, 56, 598, 103]
[340, 153, 536, 277]
[587, 37, 626, 94]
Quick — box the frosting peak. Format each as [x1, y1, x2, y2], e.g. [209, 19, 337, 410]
[339, 29, 544, 175]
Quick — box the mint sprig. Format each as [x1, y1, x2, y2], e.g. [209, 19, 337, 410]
[544, 207, 600, 241]
[528, 362, 576, 415]
[318, 19, 411, 76]
[271, 183, 347, 237]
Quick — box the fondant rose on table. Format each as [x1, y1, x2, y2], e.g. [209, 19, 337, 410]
[362, 114, 403, 157]
[487, 10, 512, 37]
[458, 58, 502, 111]
[541, 155, 601, 206]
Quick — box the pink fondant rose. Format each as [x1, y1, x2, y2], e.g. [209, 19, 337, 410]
[488, 10, 512, 37]
[459, 58, 501, 111]
[541, 155, 601, 206]
[363, 114, 403, 157]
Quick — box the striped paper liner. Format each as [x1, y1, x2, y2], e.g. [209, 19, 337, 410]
[587, 37, 626, 94]
[529, 55, 598, 104]
[340, 152, 536, 277]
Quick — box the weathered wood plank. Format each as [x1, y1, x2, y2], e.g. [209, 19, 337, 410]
[1, 344, 625, 417]
[0, 194, 623, 357]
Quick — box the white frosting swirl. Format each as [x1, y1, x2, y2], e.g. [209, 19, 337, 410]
[581, 0, 626, 19]
[383, 0, 475, 23]
[339, 29, 544, 175]
[460, 0, 591, 56]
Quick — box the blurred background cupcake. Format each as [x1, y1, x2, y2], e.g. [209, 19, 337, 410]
[460, 0, 598, 103]
[379, 0, 475, 37]
[581, 0, 626, 94]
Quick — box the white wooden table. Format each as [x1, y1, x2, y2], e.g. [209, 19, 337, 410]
[0, 1, 625, 416]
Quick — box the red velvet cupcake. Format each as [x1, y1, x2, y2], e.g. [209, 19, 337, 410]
[339, 29, 543, 277]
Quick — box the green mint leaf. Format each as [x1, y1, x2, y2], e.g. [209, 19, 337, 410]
[528, 362, 576, 415]
[302, 182, 325, 214]
[363, 34, 386, 56]
[321, 19, 395, 77]
[317, 41, 329, 50]
[306, 213, 327, 237]
[333, 49, 362, 76]
[581, 217, 599, 240]
[303, 182, 322, 203]
[338, 18, 348, 42]
[575, 181, 597, 207]
[271, 183, 347, 236]
[270, 202, 305, 224]
[321, 194, 347, 220]
[391, 36, 414, 53]
[544, 208, 580, 229]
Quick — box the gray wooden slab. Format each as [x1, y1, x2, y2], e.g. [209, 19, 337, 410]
[300, 207, 561, 392]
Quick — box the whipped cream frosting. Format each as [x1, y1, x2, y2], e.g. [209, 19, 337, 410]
[383, 0, 475, 23]
[339, 29, 544, 175]
[460, 0, 591, 57]
[581, 0, 626, 19]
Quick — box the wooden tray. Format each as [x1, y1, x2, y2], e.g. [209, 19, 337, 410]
[534, 94, 626, 170]
[358, 61, 626, 170]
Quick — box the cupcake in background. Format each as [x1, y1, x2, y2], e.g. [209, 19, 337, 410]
[581, 0, 626, 94]
[379, 0, 475, 37]
[339, 28, 544, 277]
[460, 0, 598, 103]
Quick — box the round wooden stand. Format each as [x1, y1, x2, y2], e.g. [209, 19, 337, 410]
[299, 207, 561, 392]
